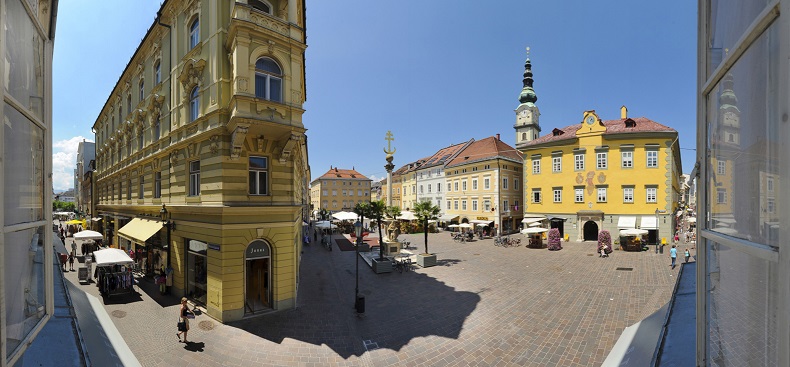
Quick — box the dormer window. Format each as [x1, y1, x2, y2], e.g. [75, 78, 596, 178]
[552, 128, 564, 136]
[624, 118, 636, 128]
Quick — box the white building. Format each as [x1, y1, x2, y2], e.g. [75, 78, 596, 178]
[414, 140, 472, 212]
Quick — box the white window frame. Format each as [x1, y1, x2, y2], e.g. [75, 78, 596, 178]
[189, 160, 201, 196]
[553, 189, 562, 203]
[532, 189, 541, 203]
[596, 152, 608, 169]
[574, 153, 585, 171]
[646, 187, 657, 203]
[552, 156, 562, 172]
[647, 150, 658, 168]
[249, 156, 269, 195]
[484, 177, 490, 190]
[717, 160, 726, 175]
[472, 200, 478, 211]
[575, 188, 584, 203]
[597, 187, 607, 202]
[623, 187, 634, 203]
[621, 151, 633, 168]
[502, 177, 508, 190]
[532, 159, 541, 174]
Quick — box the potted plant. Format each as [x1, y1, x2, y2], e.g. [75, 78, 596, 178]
[547, 228, 562, 251]
[413, 200, 440, 267]
[597, 230, 613, 255]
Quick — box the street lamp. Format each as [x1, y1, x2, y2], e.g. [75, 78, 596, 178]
[354, 219, 364, 314]
[159, 204, 172, 269]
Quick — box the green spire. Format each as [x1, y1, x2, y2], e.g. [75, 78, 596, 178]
[518, 47, 537, 106]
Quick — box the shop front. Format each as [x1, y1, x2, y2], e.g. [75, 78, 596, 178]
[186, 239, 209, 306]
[245, 239, 272, 315]
[117, 217, 166, 275]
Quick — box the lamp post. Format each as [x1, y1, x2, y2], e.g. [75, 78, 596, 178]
[354, 219, 364, 314]
[159, 204, 172, 268]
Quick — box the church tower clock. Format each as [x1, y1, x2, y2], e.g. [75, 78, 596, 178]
[514, 47, 541, 145]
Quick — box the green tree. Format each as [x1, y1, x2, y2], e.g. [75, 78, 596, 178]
[413, 200, 440, 254]
[368, 200, 387, 260]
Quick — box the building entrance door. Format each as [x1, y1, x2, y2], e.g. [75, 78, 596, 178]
[245, 258, 270, 313]
[245, 239, 271, 315]
[550, 219, 564, 239]
[583, 221, 599, 241]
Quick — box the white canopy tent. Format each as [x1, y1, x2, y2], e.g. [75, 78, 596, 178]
[620, 228, 649, 236]
[521, 216, 547, 224]
[521, 227, 549, 234]
[331, 211, 358, 221]
[73, 230, 103, 241]
[528, 222, 543, 227]
[458, 223, 472, 228]
[398, 211, 417, 221]
[92, 248, 134, 267]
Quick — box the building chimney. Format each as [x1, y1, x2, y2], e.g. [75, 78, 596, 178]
[620, 105, 627, 119]
[496, 133, 500, 141]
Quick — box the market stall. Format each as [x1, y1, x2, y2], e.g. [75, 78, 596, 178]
[92, 248, 136, 298]
[522, 227, 549, 248]
[619, 229, 648, 251]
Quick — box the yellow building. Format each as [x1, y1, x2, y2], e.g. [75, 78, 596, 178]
[310, 167, 371, 212]
[444, 135, 524, 234]
[518, 108, 681, 242]
[390, 164, 408, 208]
[92, 0, 308, 322]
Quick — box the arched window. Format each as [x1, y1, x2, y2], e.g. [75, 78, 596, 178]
[521, 133, 526, 140]
[249, 0, 272, 13]
[139, 79, 144, 102]
[154, 60, 161, 84]
[190, 86, 199, 122]
[189, 18, 200, 50]
[255, 57, 282, 102]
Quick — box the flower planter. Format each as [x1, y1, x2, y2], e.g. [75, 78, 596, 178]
[372, 258, 392, 273]
[417, 253, 437, 268]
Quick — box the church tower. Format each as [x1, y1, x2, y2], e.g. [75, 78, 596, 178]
[514, 47, 541, 145]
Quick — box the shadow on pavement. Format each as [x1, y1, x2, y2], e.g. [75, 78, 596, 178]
[229, 237, 480, 359]
[134, 276, 181, 308]
[183, 341, 205, 352]
[436, 259, 462, 267]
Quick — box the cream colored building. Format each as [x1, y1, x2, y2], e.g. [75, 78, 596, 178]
[444, 135, 524, 234]
[92, 0, 308, 322]
[310, 167, 371, 212]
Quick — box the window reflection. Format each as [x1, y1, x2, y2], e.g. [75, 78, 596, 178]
[705, 0, 773, 78]
[4, 226, 47, 358]
[705, 24, 780, 248]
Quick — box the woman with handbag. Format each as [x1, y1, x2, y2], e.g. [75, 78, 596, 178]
[176, 297, 194, 343]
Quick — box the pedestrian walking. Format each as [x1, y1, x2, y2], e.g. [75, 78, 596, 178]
[71, 241, 77, 256]
[59, 252, 68, 271]
[670, 245, 678, 269]
[68, 251, 75, 271]
[176, 297, 194, 343]
[685, 248, 691, 263]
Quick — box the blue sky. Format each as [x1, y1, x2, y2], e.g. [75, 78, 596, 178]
[52, 1, 697, 191]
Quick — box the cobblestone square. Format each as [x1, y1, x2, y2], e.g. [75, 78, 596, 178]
[64, 232, 683, 366]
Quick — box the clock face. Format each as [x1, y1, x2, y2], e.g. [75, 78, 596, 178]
[723, 111, 737, 125]
[586, 115, 595, 125]
[520, 110, 528, 116]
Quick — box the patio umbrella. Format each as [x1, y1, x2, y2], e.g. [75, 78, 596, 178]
[73, 230, 103, 240]
[66, 219, 83, 225]
[447, 224, 460, 228]
[619, 228, 649, 236]
[332, 211, 358, 221]
[528, 222, 543, 227]
[398, 211, 417, 221]
[458, 223, 472, 228]
[521, 227, 549, 234]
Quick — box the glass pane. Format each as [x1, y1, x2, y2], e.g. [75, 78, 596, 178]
[249, 171, 257, 194]
[4, 103, 45, 226]
[4, 0, 45, 119]
[258, 173, 268, 195]
[706, 241, 777, 366]
[269, 77, 282, 102]
[705, 0, 772, 78]
[249, 156, 267, 169]
[255, 74, 266, 98]
[704, 24, 779, 247]
[255, 58, 281, 74]
[5, 225, 48, 357]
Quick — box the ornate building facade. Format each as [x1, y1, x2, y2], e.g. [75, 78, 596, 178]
[92, 0, 308, 322]
[515, 57, 682, 243]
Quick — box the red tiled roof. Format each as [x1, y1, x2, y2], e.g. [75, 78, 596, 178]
[446, 136, 523, 168]
[523, 117, 677, 146]
[418, 141, 472, 169]
[317, 167, 370, 180]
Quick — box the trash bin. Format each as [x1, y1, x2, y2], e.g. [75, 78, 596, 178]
[355, 295, 365, 314]
[659, 244, 664, 254]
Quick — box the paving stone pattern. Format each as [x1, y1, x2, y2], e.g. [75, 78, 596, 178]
[64, 232, 679, 366]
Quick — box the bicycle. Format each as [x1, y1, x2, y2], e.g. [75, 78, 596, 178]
[394, 257, 411, 273]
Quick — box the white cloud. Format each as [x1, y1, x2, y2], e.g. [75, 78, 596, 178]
[53, 136, 93, 192]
